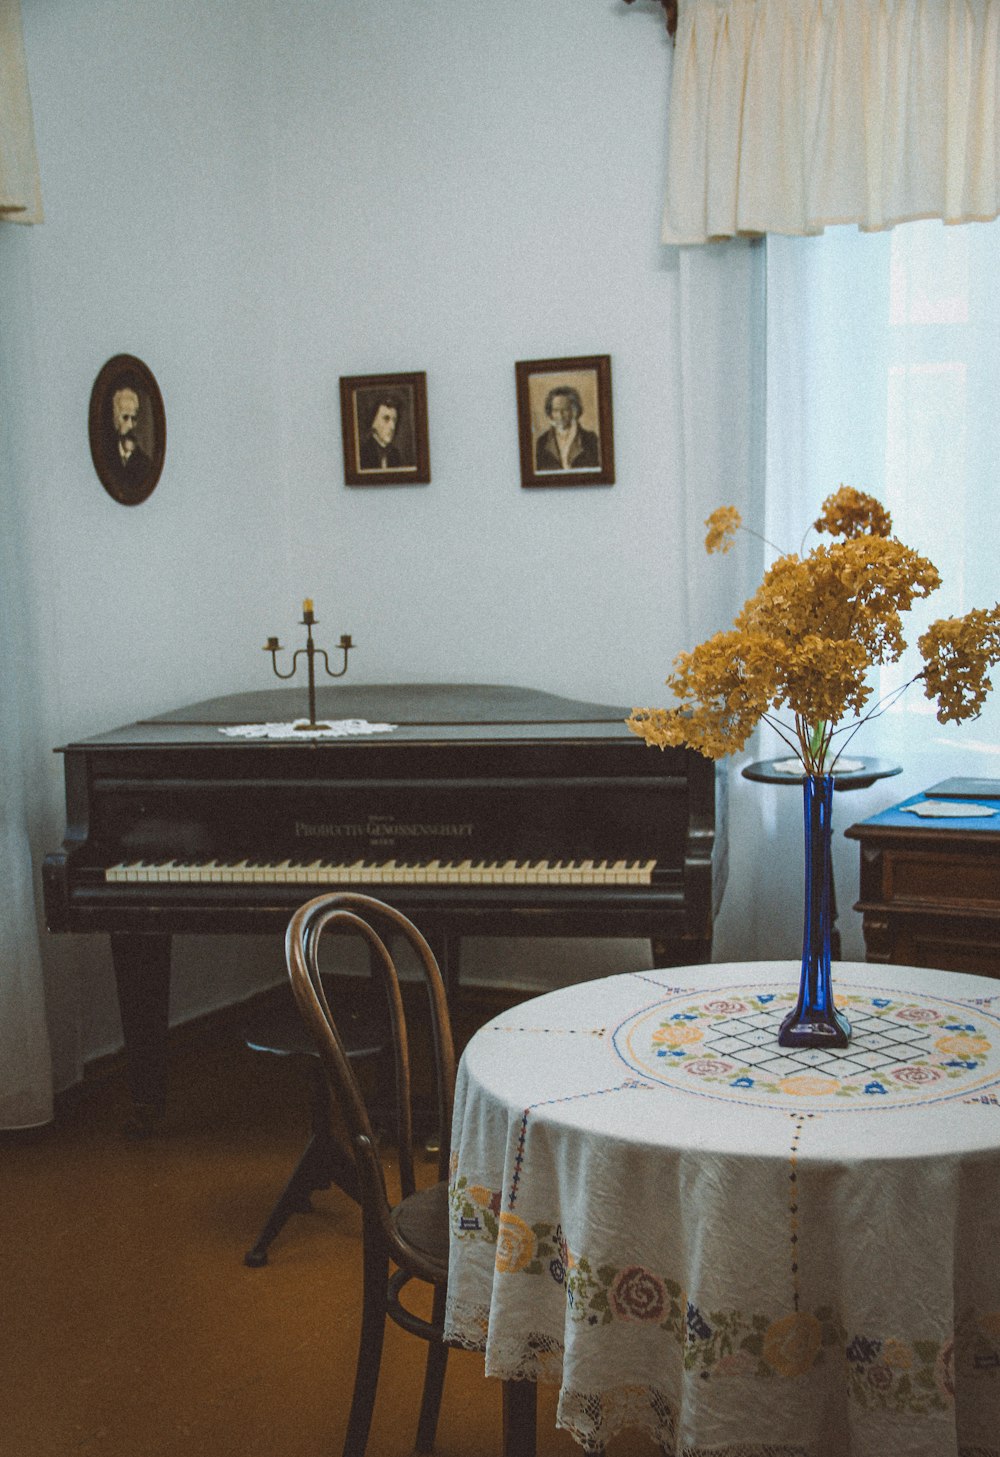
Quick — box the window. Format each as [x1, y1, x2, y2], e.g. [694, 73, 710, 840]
[765, 220, 1000, 782]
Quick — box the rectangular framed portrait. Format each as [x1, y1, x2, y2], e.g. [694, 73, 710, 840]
[515, 355, 614, 488]
[340, 371, 431, 485]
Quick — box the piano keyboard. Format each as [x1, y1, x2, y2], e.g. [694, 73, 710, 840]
[105, 856, 657, 887]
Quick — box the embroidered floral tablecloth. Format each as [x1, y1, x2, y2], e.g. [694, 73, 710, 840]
[444, 961, 1000, 1456]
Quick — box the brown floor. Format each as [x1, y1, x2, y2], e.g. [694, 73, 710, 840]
[1, 995, 661, 1457]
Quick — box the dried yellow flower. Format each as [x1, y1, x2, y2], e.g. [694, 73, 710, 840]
[632, 487, 1000, 773]
[704, 506, 742, 554]
[812, 486, 892, 540]
[628, 629, 782, 759]
[741, 539, 940, 667]
[919, 609, 1000, 723]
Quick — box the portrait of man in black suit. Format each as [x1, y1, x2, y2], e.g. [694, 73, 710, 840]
[516, 355, 615, 488]
[533, 385, 601, 473]
[340, 372, 431, 485]
[105, 387, 155, 493]
[88, 355, 166, 506]
[358, 391, 407, 471]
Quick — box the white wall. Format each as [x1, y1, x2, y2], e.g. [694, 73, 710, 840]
[4, 0, 776, 1089]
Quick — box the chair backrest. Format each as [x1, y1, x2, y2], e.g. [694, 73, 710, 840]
[285, 893, 456, 1255]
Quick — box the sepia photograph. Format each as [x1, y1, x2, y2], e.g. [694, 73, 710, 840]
[340, 370, 430, 485]
[515, 354, 614, 488]
[88, 354, 166, 506]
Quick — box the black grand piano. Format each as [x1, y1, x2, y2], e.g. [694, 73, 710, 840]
[43, 683, 726, 1126]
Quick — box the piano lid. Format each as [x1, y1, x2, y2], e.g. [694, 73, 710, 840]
[146, 683, 630, 727]
[55, 684, 647, 751]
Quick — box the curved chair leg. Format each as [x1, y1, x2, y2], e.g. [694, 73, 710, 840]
[414, 1284, 449, 1453]
[343, 1234, 390, 1457]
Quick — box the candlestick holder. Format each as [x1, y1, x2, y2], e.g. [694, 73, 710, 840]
[263, 601, 354, 730]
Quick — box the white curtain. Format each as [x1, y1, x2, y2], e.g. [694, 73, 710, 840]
[0, 400, 53, 1128]
[0, 834, 53, 1129]
[0, 0, 42, 223]
[672, 241, 774, 965]
[762, 217, 1000, 951]
[664, 0, 1000, 245]
[0, 0, 49, 1126]
[671, 219, 1000, 967]
[675, 242, 768, 643]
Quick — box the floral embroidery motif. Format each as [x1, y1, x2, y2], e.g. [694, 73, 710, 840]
[778, 1074, 841, 1098]
[450, 1176, 501, 1239]
[613, 985, 1000, 1110]
[450, 1174, 997, 1417]
[651, 1022, 705, 1049]
[763, 1311, 823, 1376]
[936, 1032, 991, 1060]
[609, 1266, 668, 1323]
[495, 1211, 536, 1273]
[893, 1005, 946, 1023]
[684, 1057, 736, 1078]
[892, 1064, 943, 1086]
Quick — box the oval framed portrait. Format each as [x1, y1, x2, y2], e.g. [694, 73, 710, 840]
[88, 354, 166, 506]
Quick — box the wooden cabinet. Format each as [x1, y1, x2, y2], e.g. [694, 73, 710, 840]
[845, 788, 1000, 978]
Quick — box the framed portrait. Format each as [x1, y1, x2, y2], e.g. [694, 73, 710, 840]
[515, 354, 614, 488]
[88, 354, 166, 506]
[340, 371, 430, 485]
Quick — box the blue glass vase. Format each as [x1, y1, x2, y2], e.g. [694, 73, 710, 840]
[778, 773, 851, 1048]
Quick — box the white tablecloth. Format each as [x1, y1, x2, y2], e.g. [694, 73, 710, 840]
[444, 961, 1000, 1456]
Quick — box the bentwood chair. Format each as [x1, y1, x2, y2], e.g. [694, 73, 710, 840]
[284, 892, 458, 1457]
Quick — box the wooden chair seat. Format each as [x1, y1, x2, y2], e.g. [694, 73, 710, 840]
[246, 996, 385, 1062]
[391, 1179, 450, 1269]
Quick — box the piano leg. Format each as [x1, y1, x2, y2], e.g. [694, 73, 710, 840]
[421, 929, 460, 1156]
[110, 932, 172, 1137]
[651, 932, 713, 968]
[437, 933, 461, 1002]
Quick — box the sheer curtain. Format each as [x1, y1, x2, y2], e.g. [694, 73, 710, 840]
[671, 241, 771, 965]
[659, 222, 1000, 968]
[0, 5, 50, 1128]
[762, 217, 1000, 957]
[0, 333, 53, 1127]
[658, 0, 1000, 963]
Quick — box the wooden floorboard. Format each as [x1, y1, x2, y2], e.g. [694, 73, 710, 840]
[1, 992, 661, 1457]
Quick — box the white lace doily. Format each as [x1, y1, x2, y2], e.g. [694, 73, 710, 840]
[771, 756, 864, 775]
[218, 719, 396, 740]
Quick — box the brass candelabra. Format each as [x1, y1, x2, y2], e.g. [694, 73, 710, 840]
[263, 599, 354, 730]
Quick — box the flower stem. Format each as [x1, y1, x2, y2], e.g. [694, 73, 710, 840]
[740, 523, 787, 558]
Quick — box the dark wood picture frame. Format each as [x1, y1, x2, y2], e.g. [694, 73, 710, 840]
[88, 354, 166, 506]
[340, 371, 430, 485]
[515, 354, 614, 488]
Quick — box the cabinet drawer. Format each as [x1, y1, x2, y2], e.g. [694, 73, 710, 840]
[883, 850, 1000, 912]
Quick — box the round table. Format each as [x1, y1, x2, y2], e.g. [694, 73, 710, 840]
[740, 756, 902, 792]
[445, 961, 1000, 1456]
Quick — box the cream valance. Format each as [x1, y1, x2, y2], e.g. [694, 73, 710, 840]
[0, 0, 42, 224]
[663, 0, 1000, 244]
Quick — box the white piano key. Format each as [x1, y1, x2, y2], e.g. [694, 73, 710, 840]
[104, 854, 658, 887]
